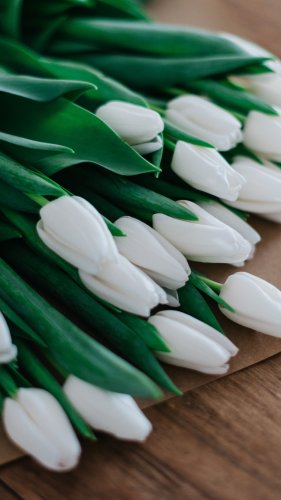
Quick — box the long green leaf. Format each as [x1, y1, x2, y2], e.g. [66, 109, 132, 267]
[0, 93, 160, 176]
[0, 257, 161, 398]
[84, 53, 270, 90]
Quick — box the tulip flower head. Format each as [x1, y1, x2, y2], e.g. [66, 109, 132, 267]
[224, 157, 281, 213]
[96, 101, 164, 154]
[0, 312, 17, 363]
[153, 201, 252, 265]
[3, 388, 81, 471]
[219, 272, 281, 338]
[198, 201, 261, 256]
[37, 196, 118, 274]
[79, 255, 167, 316]
[148, 310, 238, 374]
[114, 216, 190, 290]
[166, 95, 242, 151]
[231, 73, 281, 107]
[244, 108, 281, 160]
[171, 141, 245, 201]
[64, 376, 152, 441]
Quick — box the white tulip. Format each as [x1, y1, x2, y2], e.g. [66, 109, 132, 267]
[148, 310, 238, 374]
[96, 101, 164, 152]
[166, 95, 242, 151]
[224, 156, 281, 213]
[3, 388, 81, 471]
[153, 201, 252, 265]
[163, 289, 180, 307]
[133, 135, 163, 155]
[231, 73, 281, 107]
[37, 196, 118, 274]
[114, 216, 190, 290]
[171, 141, 245, 201]
[0, 312, 17, 363]
[64, 376, 152, 441]
[243, 108, 281, 160]
[219, 272, 281, 338]
[198, 200, 261, 256]
[79, 255, 167, 317]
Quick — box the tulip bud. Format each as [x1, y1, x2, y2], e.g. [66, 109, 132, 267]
[64, 376, 152, 441]
[0, 312, 17, 363]
[231, 73, 281, 107]
[37, 196, 118, 274]
[219, 272, 281, 338]
[153, 201, 252, 265]
[198, 201, 261, 255]
[244, 109, 281, 160]
[114, 216, 190, 290]
[148, 310, 238, 374]
[224, 157, 281, 213]
[96, 101, 164, 152]
[3, 388, 81, 471]
[171, 141, 245, 201]
[166, 95, 242, 151]
[79, 255, 167, 317]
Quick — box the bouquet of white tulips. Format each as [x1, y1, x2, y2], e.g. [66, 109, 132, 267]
[0, 0, 279, 472]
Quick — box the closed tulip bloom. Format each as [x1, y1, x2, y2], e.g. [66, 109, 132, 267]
[231, 73, 281, 107]
[114, 216, 190, 290]
[224, 157, 281, 213]
[198, 201, 261, 255]
[79, 255, 167, 316]
[96, 101, 164, 152]
[3, 388, 81, 471]
[64, 376, 152, 441]
[148, 310, 238, 374]
[153, 201, 252, 265]
[219, 272, 281, 337]
[243, 109, 281, 160]
[166, 95, 242, 151]
[37, 196, 118, 274]
[171, 141, 245, 201]
[0, 312, 17, 363]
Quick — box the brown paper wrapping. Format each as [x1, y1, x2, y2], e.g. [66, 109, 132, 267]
[0, 1, 281, 466]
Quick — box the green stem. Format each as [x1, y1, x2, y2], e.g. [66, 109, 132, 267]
[149, 102, 165, 116]
[198, 276, 223, 293]
[26, 193, 49, 207]
[164, 137, 176, 151]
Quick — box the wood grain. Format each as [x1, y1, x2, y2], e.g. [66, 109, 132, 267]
[2, 354, 281, 500]
[1, 0, 281, 498]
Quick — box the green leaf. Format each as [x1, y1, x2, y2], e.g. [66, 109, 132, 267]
[0, 218, 21, 242]
[3, 241, 179, 395]
[178, 282, 224, 333]
[58, 20, 259, 58]
[188, 78, 277, 116]
[0, 0, 22, 38]
[41, 57, 147, 107]
[0, 93, 160, 176]
[85, 53, 270, 90]
[0, 74, 96, 102]
[0, 257, 162, 398]
[16, 340, 95, 439]
[61, 167, 198, 221]
[190, 272, 235, 312]
[0, 151, 65, 197]
[0, 178, 38, 213]
[134, 173, 211, 202]
[0, 366, 18, 397]
[119, 312, 171, 352]
[0, 295, 46, 347]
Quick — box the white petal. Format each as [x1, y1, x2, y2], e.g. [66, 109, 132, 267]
[244, 109, 281, 158]
[114, 217, 189, 290]
[132, 135, 163, 155]
[171, 141, 245, 201]
[64, 376, 152, 441]
[152, 202, 252, 265]
[79, 255, 167, 316]
[96, 101, 164, 144]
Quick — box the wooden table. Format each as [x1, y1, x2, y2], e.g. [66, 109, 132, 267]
[1, 0, 281, 498]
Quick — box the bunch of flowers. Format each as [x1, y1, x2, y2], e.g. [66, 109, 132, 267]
[0, 0, 279, 471]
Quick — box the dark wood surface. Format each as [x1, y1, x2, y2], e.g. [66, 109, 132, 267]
[1, 0, 281, 498]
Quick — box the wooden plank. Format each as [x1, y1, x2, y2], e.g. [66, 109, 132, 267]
[1, 354, 281, 499]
